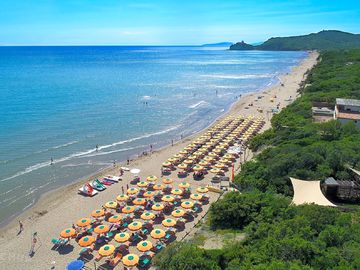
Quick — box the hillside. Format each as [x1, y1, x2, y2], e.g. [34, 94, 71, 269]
[230, 30, 360, 51]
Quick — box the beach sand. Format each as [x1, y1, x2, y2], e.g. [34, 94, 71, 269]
[0, 51, 318, 269]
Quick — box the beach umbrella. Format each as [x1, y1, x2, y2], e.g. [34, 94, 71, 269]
[197, 187, 209, 193]
[137, 240, 153, 252]
[162, 218, 176, 227]
[190, 193, 202, 200]
[108, 215, 122, 223]
[204, 156, 214, 161]
[162, 161, 172, 167]
[122, 206, 135, 214]
[188, 155, 197, 160]
[184, 146, 193, 151]
[152, 203, 164, 211]
[214, 148, 223, 154]
[66, 260, 85, 270]
[162, 195, 174, 202]
[133, 198, 146, 205]
[91, 209, 105, 218]
[181, 201, 194, 209]
[173, 154, 183, 158]
[179, 150, 188, 155]
[210, 168, 222, 174]
[198, 161, 208, 166]
[98, 244, 115, 257]
[94, 225, 110, 234]
[193, 165, 204, 171]
[60, 228, 76, 238]
[116, 194, 129, 202]
[137, 181, 148, 187]
[153, 184, 164, 190]
[128, 221, 143, 231]
[177, 163, 187, 169]
[167, 157, 178, 163]
[141, 212, 155, 220]
[143, 191, 155, 198]
[115, 232, 130, 243]
[162, 177, 173, 184]
[172, 209, 185, 218]
[130, 168, 141, 174]
[147, 175, 158, 182]
[78, 236, 95, 247]
[219, 158, 230, 164]
[171, 188, 183, 195]
[150, 229, 166, 239]
[209, 152, 218, 157]
[183, 159, 193, 164]
[104, 201, 118, 209]
[215, 163, 226, 169]
[179, 182, 190, 188]
[76, 218, 91, 227]
[122, 254, 139, 267]
[127, 187, 139, 195]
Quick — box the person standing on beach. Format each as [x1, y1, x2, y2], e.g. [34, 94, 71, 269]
[18, 221, 23, 235]
[150, 144, 153, 152]
[29, 232, 38, 257]
[50, 157, 53, 165]
[96, 145, 99, 152]
[122, 186, 124, 194]
[127, 158, 130, 165]
[171, 140, 174, 146]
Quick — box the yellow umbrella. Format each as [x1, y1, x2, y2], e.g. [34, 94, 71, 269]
[128, 221, 143, 231]
[137, 181, 148, 187]
[108, 215, 122, 223]
[193, 165, 204, 171]
[94, 225, 110, 234]
[188, 155, 197, 160]
[152, 203, 164, 211]
[209, 152, 218, 157]
[76, 218, 91, 227]
[167, 157, 178, 163]
[171, 188, 183, 195]
[122, 206, 135, 214]
[150, 229, 166, 239]
[91, 209, 105, 218]
[141, 212, 155, 220]
[179, 150, 188, 155]
[184, 146, 193, 151]
[137, 241, 153, 252]
[172, 209, 185, 218]
[133, 198, 146, 205]
[210, 168, 222, 174]
[215, 163, 226, 169]
[162, 178, 173, 184]
[181, 201, 194, 209]
[104, 201, 118, 209]
[78, 236, 95, 247]
[162, 218, 176, 227]
[214, 148, 223, 153]
[153, 183, 164, 190]
[197, 187, 209, 193]
[60, 228, 76, 238]
[127, 187, 139, 195]
[184, 159, 193, 164]
[198, 161, 208, 166]
[147, 175, 158, 182]
[98, 244, 115, 257]
[143, 191, 155, 198]
[123, 254, 139, 267]
[190, 193, 202, 200]
[162, 195, 174, 202]
[204, 156, 214, 161]
[179, 182, 190, 188]
[162, 161, 173, 167]
[173, 154, 183, 158]
[116, 194, 129, 201]
[114, 232, 130, 243]
[177, 163, 188, 169]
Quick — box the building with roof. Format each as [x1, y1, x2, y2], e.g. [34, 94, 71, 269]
[334, 98, 360, 128]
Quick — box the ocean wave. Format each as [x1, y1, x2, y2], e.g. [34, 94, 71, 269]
[141, 95, 152, 100]
[0, 126, 180, 182]
[52, 140, 79, 149]
[201, 74, 272, 79]
[83, 145, 146, 158]
[189, 101, 209, 109]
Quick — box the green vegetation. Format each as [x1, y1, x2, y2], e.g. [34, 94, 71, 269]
[230, 30, 360, 51]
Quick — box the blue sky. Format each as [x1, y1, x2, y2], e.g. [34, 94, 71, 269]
[0, 0, 359, 45]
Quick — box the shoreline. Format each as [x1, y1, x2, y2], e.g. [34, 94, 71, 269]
[0, 51, 318, 269]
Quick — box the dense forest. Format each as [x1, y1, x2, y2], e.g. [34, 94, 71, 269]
[230, 30, 360, 51]
[153, 50, 360, 269]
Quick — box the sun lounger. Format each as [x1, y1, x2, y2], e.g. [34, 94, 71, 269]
[78, 183, 98, 197]
[104, 175, 121, 183]
[108, 253, 123, 266]
[94, 254, 103, 262]
[51, 238, 69, 250]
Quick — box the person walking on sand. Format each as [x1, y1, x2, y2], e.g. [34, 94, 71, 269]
[18, 220, 23, 235]
[127, 158, 130, 165]
[122, 186, 124, 194]
[171, 140, 174, 146]
[29, 232, 38, 257]
[150, 144, 153, 152]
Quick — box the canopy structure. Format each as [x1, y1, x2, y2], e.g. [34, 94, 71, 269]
[290, 177, 336, 207]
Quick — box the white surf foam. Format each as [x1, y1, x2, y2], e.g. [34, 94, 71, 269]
[201, 74, 272, 79]
[189, 101, 209, 109]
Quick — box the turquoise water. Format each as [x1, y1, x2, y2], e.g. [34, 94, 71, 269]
[0, 46, 307, 225]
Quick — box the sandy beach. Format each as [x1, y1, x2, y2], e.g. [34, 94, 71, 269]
[0, 51, 318, 270]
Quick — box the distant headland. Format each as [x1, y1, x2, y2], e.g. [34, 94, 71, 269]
[230, 30, 360, 51]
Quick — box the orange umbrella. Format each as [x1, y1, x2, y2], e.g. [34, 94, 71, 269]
[162, 218, 176, 227]
[141, 212, 155, 220]
[122, 206, 135, 214]
[76, 218, 92, 227]
[153, 184, 164, 190]
[172, 209, 185, 218]
[91, 209, 105, 218]
[123, 254, 139, 267]
[128, 221, 142, 231]
[147, 175, 158, 182]
[114, 232, 130, 243]
[143, 191, 155, 198]
[152, 203, 164, 211]
[127, 187, 139, 195]
[181, 201, 194, 209]
[78, 235, 95, 247]
[137, 241, 153, 252]
[150, 229, 166, 239]
[162, 178, 173, 184]
[104, 201, 118, 209]
[133, 198, 146, 205]
[60, 228, 76, 238]
[137, 181, 148, 187]
[116, 194, 129, 201]
[190, 193, 202, 200]
[98, 244, 115, 257]
[171, 188, 183, 195]
[108, 215, 122, 223]
[162, 195, 174, 202]
[94, 225, 110, 234]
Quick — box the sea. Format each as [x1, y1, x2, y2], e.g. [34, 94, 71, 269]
[0, 46, 307, 225]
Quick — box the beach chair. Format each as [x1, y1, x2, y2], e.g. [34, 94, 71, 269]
[108, 253, 123, 267]
[94, 254, 103, 262]
[139, 257, 152, 268]
[51, 238, 69, 250]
